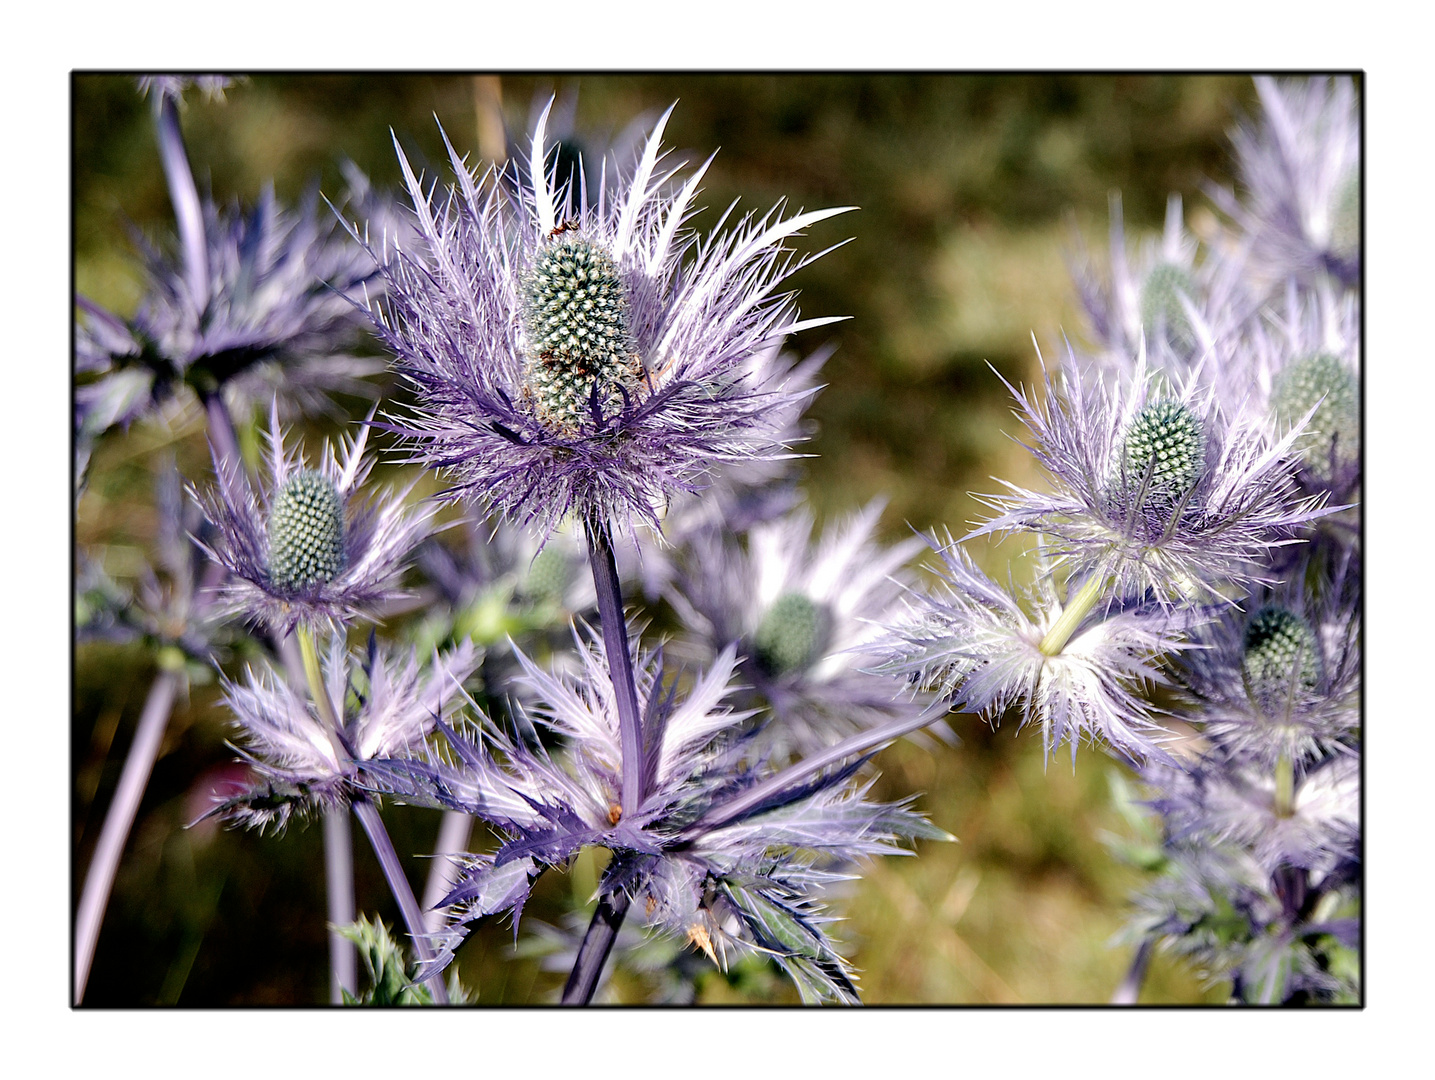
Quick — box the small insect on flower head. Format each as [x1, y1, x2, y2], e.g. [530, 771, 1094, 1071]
[359, 101, 850, 538]
[196, 400, 436, 634]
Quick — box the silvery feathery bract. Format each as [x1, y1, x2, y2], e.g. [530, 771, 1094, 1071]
[873, 535, 1183, 765]
[195, 402, 435, 634]
[972, 347, 1327, 604]
[363, 627, 947, 1003]
[206, 634, 477, 831]
[667, 499, 934, 759]
[1211, 77, 1360, 291]
[357, 103, 846, 537]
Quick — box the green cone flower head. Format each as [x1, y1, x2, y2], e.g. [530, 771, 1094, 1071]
[1242, 605, 1321, 703]
[520, 232, 642, 432]
[197, 401, 437, 634]
[1271, 352, 1359, 479]
[753, 592, 827, 676]
[1140, 262, 1197, 352]
[522, 543, 574, 606]
[1330, 172, 1360, 262]
[267, 469, 346, 592]
[1122, 399, 1206, 505]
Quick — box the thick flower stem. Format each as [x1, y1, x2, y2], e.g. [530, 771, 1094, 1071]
[202, 391, 243, 475]
[154, 93, 209, 312]
[684, 698, 953, 838]
[352, 798, 450, 1004]
[1039, 572, 1111, 657]
[1274, 753, 1295, 819]
[281, 627, 357, 1003]
[74, 667, 183, 1004]
[296, 624, 342, 735]
[323, 807, 358, 1003]
[421, 811, 473, 934]
[1111, 937, 1154, 1004]
[584, 519, 645, 817]
[561, 886, 634, 1005]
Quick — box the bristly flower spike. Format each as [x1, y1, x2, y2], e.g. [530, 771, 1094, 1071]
[970, 342, 1330, 606]
[196, 400, 436, 635]
[357, 101, 851, 538]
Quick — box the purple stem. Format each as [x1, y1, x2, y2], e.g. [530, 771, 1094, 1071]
[684, 698, 953, 838]
[74, 668, 183, 1004]
[583, 519, 644, 817]
[323, 807, 358, 1003]
[352, 797, 451, 1004]
[203, 391, 242, 476]
[421, 810, 473, 935]
[154, 93, 209, 312]
[277, 629, 356, 1003]
[561, 519, 648, 1006]
[560, 887, 633, 1006]
[1111, 936, 1154, 1005]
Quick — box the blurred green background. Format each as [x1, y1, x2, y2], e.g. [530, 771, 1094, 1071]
[74, 73, 1254, 1005]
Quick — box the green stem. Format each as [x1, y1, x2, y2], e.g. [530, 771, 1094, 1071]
[1274, 753, 1294, 819]
[1039, 572, 1110, 657]
[296, 625, 348, 766]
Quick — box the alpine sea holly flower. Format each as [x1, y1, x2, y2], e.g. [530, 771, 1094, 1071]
[873, 535, 1181, 765]
[972, 345, 1327, 605]
[1174, 575, 1360, 770]
[667, 499, 933, 758]
[1070, 193, 1258, 372]
[363, 627, 947, 1003]
[358, 103, 847, 538]
[205, 634, 477, 832]
[1234, 283, 1361, 503]
[75, 77, 382, 479]
[196, 402, 436, 634]
[1210, 76, 1360, 291]
[1144, 751, 1359, 881]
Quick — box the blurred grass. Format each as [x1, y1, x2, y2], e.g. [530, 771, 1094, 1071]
[73, 73, 1251, 1005]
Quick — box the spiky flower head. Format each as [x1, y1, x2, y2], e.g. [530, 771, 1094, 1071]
[1270, 352, 1360, 480]
[1212, 76, 1361, 289]
[195, 401, 436, 634]
[75, 184, 382, 446]
[362, 627, 946, 1003]
[1139, 261, 1198, 354]
[1119, 398, 1207, 508]
[204, 634, 477, 832]
[1222, 284, 1362, 505]
[666, 500, 933, 759]
[1146, 752, 1359, 881]
[872, 535, 1184, 765]
[1071, 193, 1256, 373]
[357, 103, 846, 538]
[267, 469, 347, 592]
[971, 346, 1327, 605]
[1176, 573, 1359, 770]
[1242, 606, 1320, 699]
[519, 234, 643, 431]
